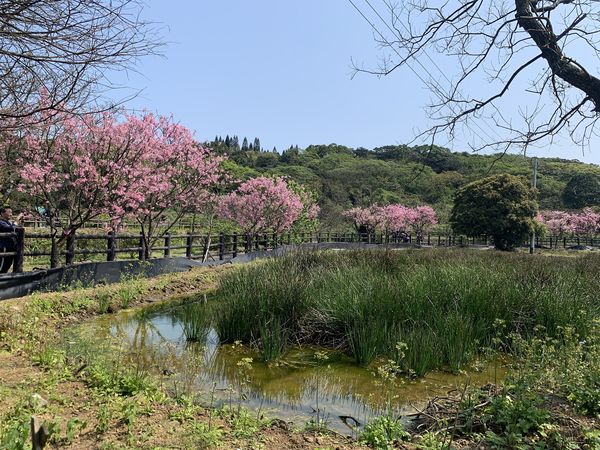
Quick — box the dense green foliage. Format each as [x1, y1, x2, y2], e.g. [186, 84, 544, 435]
[215, 249, 600, 375]
[562, 172, 600, 209]
[450, 174, 538, 250]
[208, 137, 600, 228]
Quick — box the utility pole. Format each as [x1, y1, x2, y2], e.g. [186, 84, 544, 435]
[530, 157, 538, 254]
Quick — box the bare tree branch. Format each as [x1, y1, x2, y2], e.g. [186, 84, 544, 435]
[0, 0, 162, 130]
[350, 0, 600, 152]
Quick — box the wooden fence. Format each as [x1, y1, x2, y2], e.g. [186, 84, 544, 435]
[0, 229, 598, 274]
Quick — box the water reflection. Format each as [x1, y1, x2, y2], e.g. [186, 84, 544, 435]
[76, 298, 506, 433]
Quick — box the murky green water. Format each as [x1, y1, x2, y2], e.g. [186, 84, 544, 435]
[70, 296, 506, 433]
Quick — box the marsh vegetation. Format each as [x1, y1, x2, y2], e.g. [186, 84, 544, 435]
[216, 249, 600, 374]
[1, 250, 598, 449]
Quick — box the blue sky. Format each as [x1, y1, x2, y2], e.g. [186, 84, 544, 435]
[108, 1, 600, 165]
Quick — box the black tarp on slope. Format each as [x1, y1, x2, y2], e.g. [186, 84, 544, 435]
[0, 257, 227, 301]
[0, 242, 416, 301]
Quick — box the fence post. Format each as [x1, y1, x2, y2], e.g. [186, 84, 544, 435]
[245, 233, 251, 253]
[164, 233, 171, 257]
[107, 231, 116, 261]
[218, 233, 225, 260]
[31, 416, 49, 450]
[186, 233, 193, 259]
[273, 232, 278, 249]
[138, 233, 146, 260]
[232, 233, 238, 257]
[563, 237, 567, 248]
[65, 232, 75, 265]
[13, 227, 24, 273]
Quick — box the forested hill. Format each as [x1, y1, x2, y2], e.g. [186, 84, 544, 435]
[208, 137, 600, 228]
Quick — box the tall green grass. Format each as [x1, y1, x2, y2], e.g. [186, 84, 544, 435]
[215, 249, 600, 374]
[174, 301, 212, 343]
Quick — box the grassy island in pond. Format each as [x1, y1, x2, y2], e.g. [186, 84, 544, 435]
[216, 249, 600, 374]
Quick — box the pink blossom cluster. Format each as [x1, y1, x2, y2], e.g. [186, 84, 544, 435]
[537, 208, 600, 236]
[343, 205, 383, 233]
[344, 204, 438, 235]
[219, 177, 318, 233]
[16, 110, 226, 236]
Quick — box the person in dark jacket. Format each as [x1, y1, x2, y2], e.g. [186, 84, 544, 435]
[0, 206, 21, 273]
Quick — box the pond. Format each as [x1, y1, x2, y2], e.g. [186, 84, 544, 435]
[68, 295, 506, 434]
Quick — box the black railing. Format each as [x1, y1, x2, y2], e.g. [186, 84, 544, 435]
[0, 229, 598, 274]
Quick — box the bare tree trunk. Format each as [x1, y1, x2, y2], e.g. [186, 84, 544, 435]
[50, 234, 59, 268]
[202, 213, 215, 263]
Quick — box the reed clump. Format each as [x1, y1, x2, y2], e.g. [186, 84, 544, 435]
[215, 249, 600, 374]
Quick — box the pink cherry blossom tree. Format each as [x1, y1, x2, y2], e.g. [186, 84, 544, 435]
[286, 179, 320, 232]
[219, 176, 317, 234]
[380, 204, 411, 234]
[537, 210, 573, 237]
[343, 203, 437, 243]
[16, 110, 226, 266]
[343, 205, 384, 235]
[114, 114, 227, 258]
[17, 110, 143, 266]
[537, 209, 600, 248]
[405, 205, 438, 243]
[569, 208, 600, 236]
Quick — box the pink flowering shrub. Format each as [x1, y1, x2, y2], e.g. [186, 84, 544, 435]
[219, 177, 318, 233]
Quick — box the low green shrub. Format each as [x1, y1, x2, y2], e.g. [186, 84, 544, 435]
[84, 362, 156, 396]
[359, 415, 410, 449]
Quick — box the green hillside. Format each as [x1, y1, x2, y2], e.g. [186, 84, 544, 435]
[209, 137, 600, 229]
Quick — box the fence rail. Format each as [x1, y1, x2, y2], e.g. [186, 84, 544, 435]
[0, 229, 598, 274]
